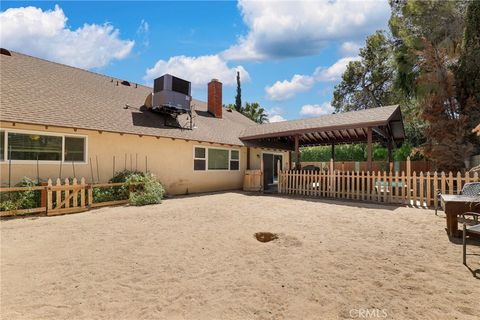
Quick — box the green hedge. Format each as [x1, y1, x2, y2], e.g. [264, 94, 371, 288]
[299, 143, 421, 162]
[0, 177, 41, 211]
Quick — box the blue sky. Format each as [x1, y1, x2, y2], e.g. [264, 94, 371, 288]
[0, 1, 391, 122]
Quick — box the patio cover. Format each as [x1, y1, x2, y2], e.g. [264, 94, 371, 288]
[240, 105, 405, 170]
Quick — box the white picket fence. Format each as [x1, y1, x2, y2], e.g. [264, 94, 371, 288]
[278, 159, 479, 208]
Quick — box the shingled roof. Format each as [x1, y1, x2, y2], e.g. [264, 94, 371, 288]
[1, 50, 405, 150]
[240, 105, 405, 148]
[0, 50, 255, 146]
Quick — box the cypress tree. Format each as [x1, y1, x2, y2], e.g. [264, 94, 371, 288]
[235, 71, 242, 112]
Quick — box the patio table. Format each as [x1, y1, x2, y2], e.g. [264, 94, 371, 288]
[440, 195, 480, 237]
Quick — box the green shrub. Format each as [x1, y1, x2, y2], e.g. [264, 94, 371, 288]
[0, 177, 41, 211]
[125, 173, 164, 206]
[92, 187, 124, 203]
[92, 170, 144, 202]
[110, 170, 144, 183]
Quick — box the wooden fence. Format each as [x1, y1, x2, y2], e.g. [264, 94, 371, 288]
[278, 160, 479, 208]
[0, 178, 139, 217]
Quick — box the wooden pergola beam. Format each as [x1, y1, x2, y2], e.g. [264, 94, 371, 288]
[351, 129, 359, 138]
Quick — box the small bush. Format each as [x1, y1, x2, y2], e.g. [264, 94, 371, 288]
[125, 173, 164, 206]
[110, 170, 144, 183]
[92, 170, 144, 202]
[0, 177, 41, 211]
[92, 187, 124, 203]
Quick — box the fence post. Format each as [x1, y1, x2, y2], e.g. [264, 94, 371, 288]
[64, 178, 70, 208]
[47, 179, 52, 214]
[377, 171, 382, 203]
[456, 172, 462, 195]
[412, 171, 417, 207]
[72, 178, 78, 208]
[448, 172, 454, 194]
[87, 185, 93, 208]
[426, 172, 431, 208]
[329, 159, 334, 197]
[406, 157, 411, 206]
[56, 178, 61, 210]
[80, 178, 86, 208]
[419, 172, 424, 208]
[395, 171, 399, 205]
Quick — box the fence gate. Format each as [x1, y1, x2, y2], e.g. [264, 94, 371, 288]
[47, 178, 88, 216]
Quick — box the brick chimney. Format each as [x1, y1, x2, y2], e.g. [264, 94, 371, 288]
[208, 79, 222, 118]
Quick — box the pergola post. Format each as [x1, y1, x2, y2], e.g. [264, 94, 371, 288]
[367, 127, 372, 171]
[294, 135, 300, 170]
[331, 143, 335, 162]
[387, 141, 393, 172]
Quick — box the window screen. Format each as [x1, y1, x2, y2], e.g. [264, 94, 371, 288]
[64, 137, 85, 162]
[208, 149, 229, 170]
[8, 132, 62, 160]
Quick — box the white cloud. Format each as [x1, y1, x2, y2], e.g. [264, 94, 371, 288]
[269, 115, 287, 123]
[314, 56, 360, 82]
[267, 107, 286, 122]
[340, 41, 362, 56]
[221, 0, 389, 61]
[265, 74, 314, 101]
[143, 54, 250, 88]
[300, 103, 334, 117]
[137, 19, 150, 47]
[0, 5, 134, 69]
[264, 56, 360, 100]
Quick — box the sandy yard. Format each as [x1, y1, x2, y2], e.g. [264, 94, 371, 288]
[1, 192, 479, 320]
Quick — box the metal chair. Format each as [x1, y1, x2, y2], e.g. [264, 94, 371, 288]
[461, 212, 480, 265]
[436, 182, 480, 215]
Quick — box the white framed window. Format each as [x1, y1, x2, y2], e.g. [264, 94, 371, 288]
[194, 147, 206, 171]
[0, 129, 87, 164]
[193, 146, 240, 171]
[230, 150, 239, 171]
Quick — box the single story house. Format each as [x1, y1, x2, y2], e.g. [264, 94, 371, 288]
[0, 49, 404, 195]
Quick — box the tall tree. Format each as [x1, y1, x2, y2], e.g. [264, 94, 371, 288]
[244, 102, 268, 124]
[388, 0, 472, 170]
[416, 41, 472, 171]
[455, 0, 480, 152]
[235, 71, 242, 112]
[332, 31, 398, 113]
[389, 0, 468, 97]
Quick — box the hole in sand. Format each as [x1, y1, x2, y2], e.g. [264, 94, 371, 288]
[254, 232, 278, 243]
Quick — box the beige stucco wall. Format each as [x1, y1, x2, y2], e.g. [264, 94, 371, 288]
[0, 122, 289, 194]
[248, 147, 290, 171]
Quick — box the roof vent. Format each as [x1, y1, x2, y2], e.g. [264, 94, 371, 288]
[121, 80, 131, 86]
[0, 48, 12, 56]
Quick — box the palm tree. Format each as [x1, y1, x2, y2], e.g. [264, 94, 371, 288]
[243, 102, 268, 124]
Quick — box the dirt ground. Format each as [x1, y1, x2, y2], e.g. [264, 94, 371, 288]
[1, 192, 479, 320]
